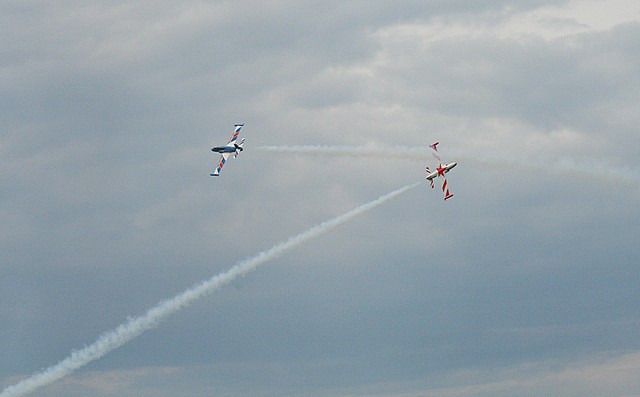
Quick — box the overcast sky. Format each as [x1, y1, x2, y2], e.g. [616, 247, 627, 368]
[2, 1, 640, 396]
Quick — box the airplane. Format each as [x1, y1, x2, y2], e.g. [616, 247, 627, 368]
[210, 124, 245, 176]
[426, 142, 457, 201]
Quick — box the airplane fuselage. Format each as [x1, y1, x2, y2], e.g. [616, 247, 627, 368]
[212, 145, 242, 154]
[426, 162, 457, 180]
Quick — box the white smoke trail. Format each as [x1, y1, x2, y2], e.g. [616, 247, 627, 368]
[0, 182, 420, 397]
[257, 145, 640, 189]
[258, 144, 432, 161]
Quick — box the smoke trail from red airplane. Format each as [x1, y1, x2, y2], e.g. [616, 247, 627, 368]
[0, 182, 420, 397]
[257, 145, 640, 189]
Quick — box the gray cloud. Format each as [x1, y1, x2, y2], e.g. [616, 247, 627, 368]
[2, 1, 639, 396]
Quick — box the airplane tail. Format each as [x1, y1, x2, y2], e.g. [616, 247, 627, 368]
[234, 138, 245, 158]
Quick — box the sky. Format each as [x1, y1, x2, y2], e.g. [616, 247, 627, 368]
[1, 0, 639, 396]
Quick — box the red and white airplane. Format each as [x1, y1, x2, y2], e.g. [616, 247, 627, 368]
[426, 141, 457, 201]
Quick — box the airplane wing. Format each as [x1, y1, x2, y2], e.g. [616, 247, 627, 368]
[426, 165, 454, 200]
[426, 143, 454, 201]
[210, 152, 231, 176]
[441, 176, 453, 201]
[224, 124, 244, 147]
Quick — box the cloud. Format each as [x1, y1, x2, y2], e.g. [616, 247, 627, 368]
[0, 183, 418, 396]
[1, 1, 640, 396]
[409, 351, 640, 397]
[19, 350, 640, 397]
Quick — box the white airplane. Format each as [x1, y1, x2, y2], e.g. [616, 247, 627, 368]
[210, 124, 245, 176]
[426, 141, 457, 201]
